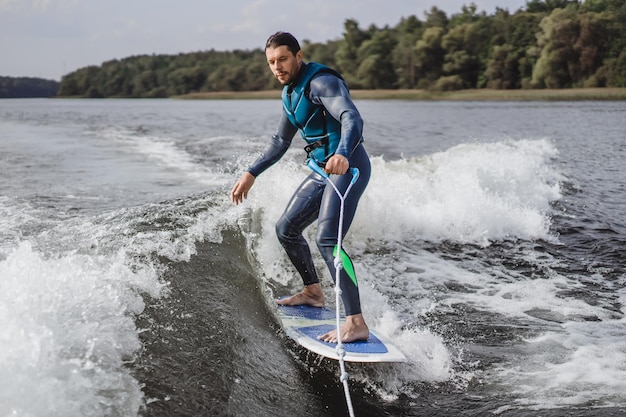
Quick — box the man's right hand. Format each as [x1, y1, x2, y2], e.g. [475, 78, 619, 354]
[230, 172, 256, 205]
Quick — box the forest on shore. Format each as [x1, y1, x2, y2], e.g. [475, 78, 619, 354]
[50, 0, 626, 98]
[0, 77, 60, 98]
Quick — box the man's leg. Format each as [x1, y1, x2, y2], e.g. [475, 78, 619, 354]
[316, 145, 371, 342]
[276, 173, 326, 307]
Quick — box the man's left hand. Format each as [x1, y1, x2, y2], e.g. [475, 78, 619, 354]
[324, 154, 349, 175]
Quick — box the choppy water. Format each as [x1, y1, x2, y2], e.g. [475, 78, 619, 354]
[1, 98, 625, 417]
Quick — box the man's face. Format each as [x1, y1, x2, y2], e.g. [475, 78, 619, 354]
[265, 45, 302, 85]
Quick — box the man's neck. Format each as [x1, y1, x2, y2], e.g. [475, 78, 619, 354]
[288, 62, 306, 88]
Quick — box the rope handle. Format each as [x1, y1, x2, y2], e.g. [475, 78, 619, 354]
[306, 159, 359, 185]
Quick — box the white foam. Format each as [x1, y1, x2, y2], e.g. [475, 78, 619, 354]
[355, 138, 562, 246]
[96, 126, 229, 188]
[0, 188, 244, 416]
[496, 313, 626, 409]
[356, 286, 456, 398]
[236, 138, 585, 398]
[0, 242, 147, 416]
[0, 197, 38, 258]
[230, 138, 626, 408]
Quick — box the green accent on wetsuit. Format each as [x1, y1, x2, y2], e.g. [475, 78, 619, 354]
[333, 245, 358, 287]
[282, 62, 343, 165]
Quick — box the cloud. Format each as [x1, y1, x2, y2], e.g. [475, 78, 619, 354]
[0, 0, 20, 11]
[230, 0, 267, 35]
[34, 0, 51, 10]
[0, 0, 78, 12]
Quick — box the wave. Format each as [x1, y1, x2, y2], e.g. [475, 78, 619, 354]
[0, 193, 230, 416]
[7, 137, 617, 416]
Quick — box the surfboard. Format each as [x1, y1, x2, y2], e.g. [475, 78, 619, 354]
[277, 303, 407, 363]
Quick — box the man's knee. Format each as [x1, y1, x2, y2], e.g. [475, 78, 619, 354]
[275, 218, 287, 242]
[276, 216, 298, 244]
[315, 233, 335, 261]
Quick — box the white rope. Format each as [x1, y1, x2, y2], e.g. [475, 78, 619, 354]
[307, 160, 358, 417]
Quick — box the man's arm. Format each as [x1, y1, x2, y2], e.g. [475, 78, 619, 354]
[231, 111, 297, 205]
[247, 111, 298, 177]
[308, 74, 364, 159]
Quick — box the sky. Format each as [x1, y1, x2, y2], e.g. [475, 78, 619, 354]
[1, 0, 529, 81]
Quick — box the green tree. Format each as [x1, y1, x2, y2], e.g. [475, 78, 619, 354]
[532, 6, 580, 88]
[606, 49, 626, 87]
[356, 29, 398, 88]
[335, 19, 371, 84]
[485, 9, 544, 88]
[510, 11, 546, 85]
[132, 70, 158, 96]
[575, 11, 612, 86]
[423, 6, 449, 29]
[57, 75, 79, 96]
[55, 2, 626, 96]
[486, 44, 524, 88]
[67, 66, 100, 96]
[441, 20, 491, 88]
[0, 76, 59, 98]
[526, 0, 579, 13]
[179, 66, 208, 93]
[241, 59, 275, 91]
[391, 15, 423, 88]
[303, 39, 340, 68]
[414, 26, 446, 88]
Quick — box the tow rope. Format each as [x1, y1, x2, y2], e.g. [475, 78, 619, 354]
[307, 159, 359, 417]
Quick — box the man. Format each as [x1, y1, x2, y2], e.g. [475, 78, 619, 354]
[230, 32, 371, 343]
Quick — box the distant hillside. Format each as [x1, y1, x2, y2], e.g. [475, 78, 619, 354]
[57, 0, 626, 98]
[0, 76, 60, 98]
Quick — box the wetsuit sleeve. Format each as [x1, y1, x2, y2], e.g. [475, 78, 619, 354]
[308, 73, 364, 158]
[247, 111, 298, 177]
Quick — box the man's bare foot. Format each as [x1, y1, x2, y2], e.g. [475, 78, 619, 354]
[276, 283, 325, 308]
[318, 313, 369, 343]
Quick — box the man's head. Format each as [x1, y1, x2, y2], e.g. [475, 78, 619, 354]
[265, 31, 303, 85]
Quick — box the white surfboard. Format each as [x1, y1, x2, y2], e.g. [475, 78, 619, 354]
[277, 303, 406, 363]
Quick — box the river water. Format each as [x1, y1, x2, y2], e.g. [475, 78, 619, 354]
[1, 98, 624, 417]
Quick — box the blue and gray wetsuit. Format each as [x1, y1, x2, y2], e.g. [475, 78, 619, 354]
[248, 62, 371, 316]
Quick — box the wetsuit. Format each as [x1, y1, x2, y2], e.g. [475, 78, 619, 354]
[247, 62, 371, 316]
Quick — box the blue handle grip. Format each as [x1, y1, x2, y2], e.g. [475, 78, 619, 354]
[307, 159, 359, 183]
[307, 159, 328, 178]
[349, 167, 360, 184]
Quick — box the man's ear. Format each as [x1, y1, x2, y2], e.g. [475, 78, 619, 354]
[296, 50, 303, 65]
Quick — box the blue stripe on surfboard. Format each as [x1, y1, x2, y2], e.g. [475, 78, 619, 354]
[297, 324, 389, 354]
[277, 304, 338, 320]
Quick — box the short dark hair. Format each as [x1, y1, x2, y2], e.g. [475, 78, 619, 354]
[265, 31, 301, 55]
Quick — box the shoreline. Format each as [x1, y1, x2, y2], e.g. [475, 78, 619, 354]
[177, 87, 626, 101]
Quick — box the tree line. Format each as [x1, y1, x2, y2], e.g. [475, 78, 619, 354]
[57, 0, 626, 98]
[0, 77, 60, 98]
